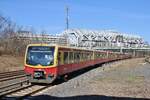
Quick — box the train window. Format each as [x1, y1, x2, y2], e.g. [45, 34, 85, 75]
[112, 54, 114, 58]
[90, 52, 93, 60]
[79, 53, 81, 61]
[108, 53, 110, 58]
[95, 53, 97, 59]
[58, 51, 63, 65]
[98, 54, 101, 58]
[87, 53, 89, 60]
[99, 53, 102, 58]
[89, 53, 91, 60]
[80, 53, 83, 62]
[103, 53, 107, 58]
[87, 53, 92, 60]
[97, 53, 99, 59]
[64, 52, 69, 64]
[85, 53, 88, 61]
[86, 53, 89, 60]
[69, 52, 74, 63]
[94, 52, 99, 59]
[74, 52, 77, 63]
[86, 52, 91, 60]
[77, 52, 80, 62]
[82, 53, 86, 61]
[107, 53, 110, 58]
[74, 52, 80, 63]
[86, 53, 88, 61]
[100, 53, 103, 58]
[110, 53, 113, 58]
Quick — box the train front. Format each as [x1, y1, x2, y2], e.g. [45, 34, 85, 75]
[24, 44, 58, 84]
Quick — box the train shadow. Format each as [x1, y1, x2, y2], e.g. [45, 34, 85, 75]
[53, 63, 104, 85]
[28, 94, 150, 100]
[55, 59, 121, 85]
[34, 59, 121, 86]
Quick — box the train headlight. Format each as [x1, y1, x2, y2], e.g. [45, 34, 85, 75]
[34, 71, 44, 78]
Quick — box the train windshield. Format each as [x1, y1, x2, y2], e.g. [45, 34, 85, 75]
[26, 46, 55, 66]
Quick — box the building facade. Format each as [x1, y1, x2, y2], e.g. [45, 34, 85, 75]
[15, 31, 68, 46]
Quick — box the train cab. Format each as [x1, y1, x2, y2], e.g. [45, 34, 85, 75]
[24, 44, 58, 84]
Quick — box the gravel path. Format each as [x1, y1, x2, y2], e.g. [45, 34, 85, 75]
[30, 58, 150, 100]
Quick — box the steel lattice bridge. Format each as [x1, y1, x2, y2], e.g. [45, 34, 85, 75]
[61, 29, 150, 56]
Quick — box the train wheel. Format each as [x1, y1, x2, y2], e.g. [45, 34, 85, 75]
[63, 74, 68, 82]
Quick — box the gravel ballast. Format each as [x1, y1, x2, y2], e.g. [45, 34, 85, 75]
[31, 58, 150, 100]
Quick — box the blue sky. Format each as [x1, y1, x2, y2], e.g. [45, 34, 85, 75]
[0, 0, 150, 43]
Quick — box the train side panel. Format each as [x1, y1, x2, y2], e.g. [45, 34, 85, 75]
[56, 47, 126, 76]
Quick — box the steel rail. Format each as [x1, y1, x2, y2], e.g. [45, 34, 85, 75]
[18, 85, 50, 99]
[0, 74, 26, 82]
[0, 70, 24, 75]
[0, 79, 29, 97]
[1, 85, 53, 100]
[0, 79, 29, 93]
[0, 70, 25, 79]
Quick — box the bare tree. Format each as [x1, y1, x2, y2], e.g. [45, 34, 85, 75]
[0, 14, 34, 56]
[0, 14, 16, 55]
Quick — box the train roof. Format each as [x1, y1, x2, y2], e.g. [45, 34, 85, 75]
[27, 44, 125, 55]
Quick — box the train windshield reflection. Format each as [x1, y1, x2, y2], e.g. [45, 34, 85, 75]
[26, 46, 55, 66]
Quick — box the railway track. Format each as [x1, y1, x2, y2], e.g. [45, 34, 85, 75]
[0, 70, 53, 99]
[0, 70, 26, 82]
[2, 84, 52, 100]
[0, 70, 30, 98]
[0, 79, 29, 96]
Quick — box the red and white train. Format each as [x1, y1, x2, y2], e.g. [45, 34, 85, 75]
[24, 44, 131, 83]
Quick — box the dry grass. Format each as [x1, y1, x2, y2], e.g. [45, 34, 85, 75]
[0, 55, 24, 72]
[89, 58, 150, 98]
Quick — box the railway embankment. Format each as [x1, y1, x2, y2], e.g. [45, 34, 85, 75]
[31, 58, 150, 99]
[0, 55, 24, 72]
